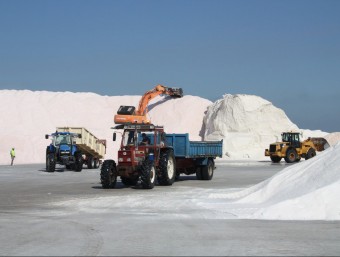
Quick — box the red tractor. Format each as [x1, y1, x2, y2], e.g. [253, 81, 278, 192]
[100, 124, 175, 189]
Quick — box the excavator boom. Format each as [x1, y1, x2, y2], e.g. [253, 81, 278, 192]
[114, 84, 183, 124]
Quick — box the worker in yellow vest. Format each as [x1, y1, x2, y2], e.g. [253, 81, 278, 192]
[10, 148, 15, 166]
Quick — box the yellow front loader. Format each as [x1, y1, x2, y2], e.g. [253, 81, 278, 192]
[265, 132, 328, 163]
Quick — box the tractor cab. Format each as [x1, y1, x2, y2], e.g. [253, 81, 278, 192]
[281, 132, 301, 148]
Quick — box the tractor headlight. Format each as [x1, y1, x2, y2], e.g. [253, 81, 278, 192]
[118, 158, 123, 162]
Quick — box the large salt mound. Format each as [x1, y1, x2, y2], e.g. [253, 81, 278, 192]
[0, 90, 331, 165]
[0, 90, 211, 165]
[203, 94, 328, 159]
[231, 142, 340, 220]
[324, 132, 340, 146]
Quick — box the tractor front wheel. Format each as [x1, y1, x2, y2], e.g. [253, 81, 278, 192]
[100, 160, 117, 188]
[140, 160, 156, 189]
[46, 153, 55, 173]
[284, 148, 298, 163]
[270, 156, 282, 163]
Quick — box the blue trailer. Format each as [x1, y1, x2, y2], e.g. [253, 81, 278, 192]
[165, 133, 223, 180]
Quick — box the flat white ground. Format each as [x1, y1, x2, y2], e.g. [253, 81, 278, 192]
[1, 161, 340, 256]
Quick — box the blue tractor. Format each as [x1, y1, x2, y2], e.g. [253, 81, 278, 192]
[45, 131, 83, 172]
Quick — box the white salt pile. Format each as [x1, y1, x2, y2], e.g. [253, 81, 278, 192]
[0, 90, 210, 164]
[324, 132, 340, 147]
[0, 90, 335, 165]
[229, 142, 340, 220]
[203, 94, 328, 159]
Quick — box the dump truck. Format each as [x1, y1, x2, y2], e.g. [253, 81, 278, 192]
[45, 127, 106, 172]
[265, 131, 328, 163]
[114, 84, 183, 125]
[100, 124, 223, 189]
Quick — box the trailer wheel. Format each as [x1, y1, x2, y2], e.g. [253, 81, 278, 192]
[158, 150, 175, 186]
[305, 148, 316, 160]
[46, 153, 55, 173]
[74, 152, 83, 172]
[87, 156, 94, 169]
[196, 168, 203, 180]
[121, 177, 138, 186]
[94, 159, 99, 169]
[270, 156, 282, 163]
[175, 171, 181, 181]
[284, 148, 297, 163]
[140, 160, 155, 189]
[201, 159, 214, 180]
[100, 160, 117, 189]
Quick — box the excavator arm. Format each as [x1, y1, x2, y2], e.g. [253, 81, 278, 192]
[114, 84, 183, 124]
[135, 85, 183, 115]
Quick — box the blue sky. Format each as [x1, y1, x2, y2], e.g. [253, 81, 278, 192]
[0, 0, 339, 132]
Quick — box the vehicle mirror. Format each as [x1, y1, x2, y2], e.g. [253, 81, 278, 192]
[78, 133, 82, 139]
[113, 132, 116, 141]
[45, 134, 49, 139]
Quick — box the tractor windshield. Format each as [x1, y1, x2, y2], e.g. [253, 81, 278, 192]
[122, 130, 136, 146]
[53, 134, 71, 146]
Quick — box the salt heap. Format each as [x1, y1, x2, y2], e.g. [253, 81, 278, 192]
[0, 90, 332, 165]
[227, 142, 340, 220]
[0, 90, 211, 165]
[204, 94, 299, 159]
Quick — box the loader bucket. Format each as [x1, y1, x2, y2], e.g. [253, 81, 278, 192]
[309, 137, 330, 151]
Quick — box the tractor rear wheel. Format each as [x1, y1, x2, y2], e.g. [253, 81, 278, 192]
[46, 153, 55, 173]
[158, 150, 175, 186]
[140, 160, 156, 189]
[100, 160, 117, 188]
[270, 156, 282, 163]
[87, 156, 94, 169]
[284, 148, 298, 163]
[306, 148, 316, 160]
[74, 152, 83, 172]
[201, 159, 214, 180]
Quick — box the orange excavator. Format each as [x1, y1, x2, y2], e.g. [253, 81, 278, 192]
[114, 84, 183, 124]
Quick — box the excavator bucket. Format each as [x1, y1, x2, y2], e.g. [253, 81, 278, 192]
[309, 137, 330, 151]
[167, 87, 183, 98]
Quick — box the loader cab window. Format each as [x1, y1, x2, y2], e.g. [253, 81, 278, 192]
[282, 133, 301, 147]
[282, 133, 291, 143]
